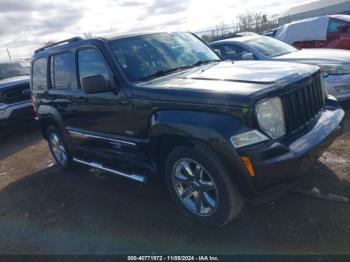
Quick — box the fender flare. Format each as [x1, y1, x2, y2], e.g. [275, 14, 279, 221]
[148, 110, 257, 197]
[37, 105, 69, 140]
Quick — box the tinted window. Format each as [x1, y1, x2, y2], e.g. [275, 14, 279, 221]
[245, 36, 297, 58]
[78, 48, 110, 87]
[51, 52, 74, 89]
[109, 32, 220, 82]
[328, 19, 350, 32]
[214, 44, 249, 60]
[32, 58, 47, 91]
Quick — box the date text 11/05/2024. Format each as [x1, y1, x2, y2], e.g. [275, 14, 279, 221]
[127, 256, 220, 261]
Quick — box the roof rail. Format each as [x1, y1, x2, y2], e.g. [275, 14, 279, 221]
[34, 37, 83, 53]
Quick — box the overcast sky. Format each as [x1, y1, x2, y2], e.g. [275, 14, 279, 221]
[0, 0, 312, 61]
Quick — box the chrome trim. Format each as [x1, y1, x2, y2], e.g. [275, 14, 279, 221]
[73, 157, 146, 183]
[68, 130, 136, 146]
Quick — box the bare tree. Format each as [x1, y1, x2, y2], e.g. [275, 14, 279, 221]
[236, 12, 277, 33]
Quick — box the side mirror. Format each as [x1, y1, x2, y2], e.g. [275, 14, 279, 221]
[242, 53, 254, 60]
[214, 49, 222, 56]
[81, 75, 111, 94]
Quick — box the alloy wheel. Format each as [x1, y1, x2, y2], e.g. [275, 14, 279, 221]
[49, 132, 68, 166]
[172, 158, 219, 216]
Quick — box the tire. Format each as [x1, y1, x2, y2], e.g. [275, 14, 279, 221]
[46, 125, 73, 168]
[164, 145, 245, 226]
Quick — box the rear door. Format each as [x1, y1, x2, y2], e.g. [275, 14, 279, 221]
[47, 51, 80, 128]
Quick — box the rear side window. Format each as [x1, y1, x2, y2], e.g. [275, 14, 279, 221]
[50, 52, 74, 89]
[32, 58, 47, 91]
[78, 48, 110, 87]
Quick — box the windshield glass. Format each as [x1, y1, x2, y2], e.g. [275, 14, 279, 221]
[109, 32, 220, 82]
[0, 62, 29, 80]
[245, 36, 297, 58]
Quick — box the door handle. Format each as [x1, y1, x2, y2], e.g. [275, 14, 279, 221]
[77, 96, 88, 102]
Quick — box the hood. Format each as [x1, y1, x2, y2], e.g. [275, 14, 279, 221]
[133, 61, 319, 107]
[275, 48, 350, 64]
[0, 75, 29, 89]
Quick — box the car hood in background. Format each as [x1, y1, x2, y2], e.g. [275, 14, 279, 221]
[275, 48, 350, 64]
[0, 75, 29, 89]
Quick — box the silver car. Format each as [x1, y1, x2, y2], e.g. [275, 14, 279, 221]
[210, 35, 350, 101]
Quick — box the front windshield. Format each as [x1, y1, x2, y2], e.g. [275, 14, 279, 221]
[109, 32, 221, 82]
[246, 36, 297, 58]
[0, 62, 29, 80]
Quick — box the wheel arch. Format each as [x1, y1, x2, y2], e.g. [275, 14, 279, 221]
[38, 105, 69, 141]
[147, 110, 257, 197]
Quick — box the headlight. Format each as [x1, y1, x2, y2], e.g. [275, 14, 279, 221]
[255, 97, 286, 139]
[231, 130, 269, 148]
[320, 64, 350, 75]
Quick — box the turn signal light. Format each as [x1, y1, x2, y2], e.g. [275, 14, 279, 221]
[241, 156, 256, 177]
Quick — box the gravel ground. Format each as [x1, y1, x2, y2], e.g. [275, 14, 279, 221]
[0, 110, 349, 255]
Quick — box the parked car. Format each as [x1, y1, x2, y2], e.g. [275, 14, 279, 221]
[0, 62, 33, 131]
[31, 32, 344, 226]
[210, 35, 350, 101]
[272, 15, 350, 50]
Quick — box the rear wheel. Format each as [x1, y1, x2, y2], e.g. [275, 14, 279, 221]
[46, 125, 73, 168]
[164, 146, 244, 226]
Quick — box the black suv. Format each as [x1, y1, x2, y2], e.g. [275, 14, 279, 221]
[0, 62, 32, 131]
[31, 32, 344, 226]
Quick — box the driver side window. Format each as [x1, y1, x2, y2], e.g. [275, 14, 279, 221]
[78, 48, 111, 88]
[215, 44, 249, 60]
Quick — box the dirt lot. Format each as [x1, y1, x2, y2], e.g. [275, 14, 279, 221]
[0, 109, 349, 255]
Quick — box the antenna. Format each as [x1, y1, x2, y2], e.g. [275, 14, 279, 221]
[7, 49, 12, 62]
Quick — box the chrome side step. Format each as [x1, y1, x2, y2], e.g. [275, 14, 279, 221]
[73, 157, 146, 183]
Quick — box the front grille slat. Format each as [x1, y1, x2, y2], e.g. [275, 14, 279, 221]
[297, 89, 307, 124]
[0, 84, 30, 104]
[282, 74, 324, 134]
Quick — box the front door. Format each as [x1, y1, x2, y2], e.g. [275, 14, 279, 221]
[67, 47, 140, 162]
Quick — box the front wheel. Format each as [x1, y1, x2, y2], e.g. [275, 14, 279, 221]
[164, 146, 244, 226]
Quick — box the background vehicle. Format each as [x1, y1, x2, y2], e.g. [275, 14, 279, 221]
[31, 33, 344, 226]
[273, 15, 350, 50]
[0, 62, 33, 131]
[210, 35, 350, 101]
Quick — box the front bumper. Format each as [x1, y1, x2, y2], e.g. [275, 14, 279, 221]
[0, 101, 34, 128]
[325, 74, 350, 102]
[238, 105, 344, 201]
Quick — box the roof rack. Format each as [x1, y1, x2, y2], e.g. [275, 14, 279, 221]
[34, 37, 83, 53]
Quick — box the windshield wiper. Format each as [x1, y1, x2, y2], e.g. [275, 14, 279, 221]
[139, 60, 221, 81]
[190, 59, 221, 67]
[139, 67, 187, 81]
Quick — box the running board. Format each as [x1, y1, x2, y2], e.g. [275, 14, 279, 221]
[73, 157, 146, 183]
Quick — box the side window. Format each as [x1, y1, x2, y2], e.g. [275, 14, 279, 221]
[328, 19, 342, 32]
[32, 58, 47, 91]
[78, 48, 110, 87]
[215, 44, 249, 60]
[50, 52, 74, 89]
[327, 19, 350, 33]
